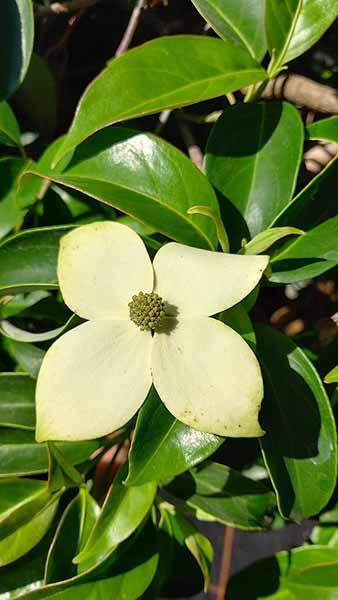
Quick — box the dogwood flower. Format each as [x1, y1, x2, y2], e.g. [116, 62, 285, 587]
[36, 221, 268, 442]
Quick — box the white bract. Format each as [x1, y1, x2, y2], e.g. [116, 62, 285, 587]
[36, 222, 269, 442]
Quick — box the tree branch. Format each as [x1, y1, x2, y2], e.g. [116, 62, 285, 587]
[34, 0, 99, 16]
[115, 0, 144, 57]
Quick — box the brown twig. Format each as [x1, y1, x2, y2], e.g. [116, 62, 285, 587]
[34, 0, 99, 16]
[256, 73, 338, 114]
[215, 526, 235, 600]
[177, 118, 204, 171]
[304, 141, 338, 174]
[115, 0, 145, 57]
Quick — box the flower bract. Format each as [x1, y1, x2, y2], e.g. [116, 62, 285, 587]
[36, 222, 269, 441]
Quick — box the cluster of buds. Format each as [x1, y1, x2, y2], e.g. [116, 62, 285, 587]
[129, 291, 166, 330]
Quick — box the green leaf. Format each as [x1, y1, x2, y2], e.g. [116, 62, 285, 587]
[0, 0, 34, 100]
[126, 387, 223, 486]
[159, 502, 213, 592]
[0, 373, 35, 429]
[75, 466, 156, 571]
[45, 489, 100, 583]
[0, 429, 99, 477]
[0, 313, 79, 343]
[0, 290, 50, 319]
[241, 227, 304, 255]
[307, 115, 338, 144]
[287, 563, 338, 598]
[311, 503, 338, 546]
[219, 304, 256, 349]
[325, 366, 338, 384]
[257, 325, 337, 520]
[0, 488, 62, 567]
[0, 101, 21, 146]
[265, 0, 338, 74]
[275, 154, 338, 230]
[55, 35, 266, 161]
[0, 478, 47, 531]
[205, 102, 303, 243]
[167, 462, 275, 530]
[228, 545, 338, 599]
[270, 214, 338, 284]
[3, 339, 45, 377]
[0, 225, 73, 297]
[190, 0, 266, 61]
[12, 53, 57, 141]
[17, 520, 159, 599]
[0, 157, 38, 240]
[27, 127, 221, 249]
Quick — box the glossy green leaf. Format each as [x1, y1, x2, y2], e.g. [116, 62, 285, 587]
[12, 53, 57, 141]
[228, 545, 338, 599]
[0, 290, 50, 319]
[3, 339, 45, 377]
[27, 127, 221, 249]
[0, 0, 34, 100]
[18, 521, 159, 600]
[0, 489, 61, 567]
[168, 462, 275, 530]
[45, 489, 100, 583]
[126, 387, 223, 486]
[190, 0, 266, 61]
[270, 214, 338, 284]
[0, 429, 99, 477]
[55, 35, 266, 162]
[241, 227, 303, 255]
[0, 314, 79, 343]
[0, 478, 47, 530]
[0, 373, 35, 429]
[0, 101, 21, 146]
[159, 502, 213, 592]
[307, 115, 338, 143]
[265, 0, 338, 73]
[257, 325, 337, 520]
[311, 504, 338, 546]
[326, 366, 338, 384]
[205, 102, 303, 242]
[75, 466, 156, 571]
[0, 157, 35, 240]
[219, 304, 256, 349]
[0, 225, 73, 297]
[276, 154, 338, 230]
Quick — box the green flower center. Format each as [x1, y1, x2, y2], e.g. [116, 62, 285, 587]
[129, 291, 166, 331]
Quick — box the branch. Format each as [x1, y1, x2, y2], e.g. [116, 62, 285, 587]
[34, 0, 99, 16]
[257, 73, 338, 114]
[177, 119, 204, 171]
[115, 0, 144, 57]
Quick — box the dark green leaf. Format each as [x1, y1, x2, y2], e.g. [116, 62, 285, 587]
[55, 35, 266, 161]
[127, 388, 223, 486]
[205, 102, 303, 243]
[190, 0, 266, 61]
[45, 489, 100, 583]
[0, 291, 50, 319]
[241, 227, 303, 255]
[0, 157, 36, 240]
[265, 0, 338, 73]
[275, 154, 338, 230]
[159, 502, 213, 592]
[270, 214, 338, 284]
[0, 0, 34, 100]
[0, 489, 61, 567]
[0, 225, 73, 297]
[75, 466, 156, 571]
[0, 101, 21, 146]
[257, 325, 337, 520]
[219, 304, 256, 349]
[228, 545, 338, 599]
[167, 461, 275, 530]
[307, 115, 338, 143]
[3, 339, 45, 377]
[12, 53, 57, 141]
[0, 314, 79, 343]
[0, 429, 99, 477]
[27, 127, 221, 249]
[0, 373, 35, 429]
[18, 520, 159, 599]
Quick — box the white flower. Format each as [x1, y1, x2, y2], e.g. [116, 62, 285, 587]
[36, 221, 268, 442]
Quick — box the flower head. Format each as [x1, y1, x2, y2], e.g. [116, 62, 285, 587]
[36, 222, 268, 442]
